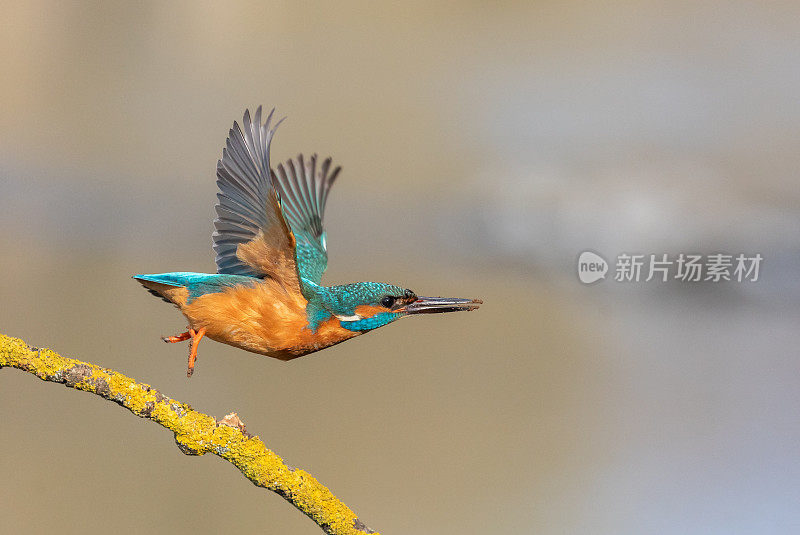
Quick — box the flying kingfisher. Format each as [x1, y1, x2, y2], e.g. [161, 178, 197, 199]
[134, 107, 481, 377]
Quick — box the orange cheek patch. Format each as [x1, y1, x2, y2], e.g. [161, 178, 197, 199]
[353, 305, 387, 318]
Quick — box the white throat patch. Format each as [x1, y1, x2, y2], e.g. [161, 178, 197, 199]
[334, 314, 362, 322]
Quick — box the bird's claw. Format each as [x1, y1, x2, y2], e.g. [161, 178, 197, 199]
[162, 331, 191, 343]
[186, 327, 206, 378]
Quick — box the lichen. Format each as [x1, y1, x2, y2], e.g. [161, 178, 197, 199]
[0, 333, 377, 535]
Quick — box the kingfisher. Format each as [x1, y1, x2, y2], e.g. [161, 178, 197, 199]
[134, 107, 481, 377]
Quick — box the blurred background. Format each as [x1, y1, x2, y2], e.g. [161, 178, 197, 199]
[1, 1, 799, 533]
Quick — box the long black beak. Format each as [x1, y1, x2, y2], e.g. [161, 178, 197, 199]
[404, 296, 482, 314]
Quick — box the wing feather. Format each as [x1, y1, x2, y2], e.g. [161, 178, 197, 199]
[271, 153, 340, 289]
[212, 107, 297, 286]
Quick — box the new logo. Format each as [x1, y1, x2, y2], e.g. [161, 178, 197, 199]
[577, 251, 608, 284]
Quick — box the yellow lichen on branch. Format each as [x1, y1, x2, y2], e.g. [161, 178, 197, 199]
[0, 334, 376, 535]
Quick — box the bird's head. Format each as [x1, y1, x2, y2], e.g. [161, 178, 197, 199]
[321, 282, 482, 332]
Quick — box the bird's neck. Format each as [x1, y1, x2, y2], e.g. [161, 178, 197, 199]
[302, 282, 373, 332]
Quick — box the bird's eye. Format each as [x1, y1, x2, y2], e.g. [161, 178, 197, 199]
[381, 296, 396, 308]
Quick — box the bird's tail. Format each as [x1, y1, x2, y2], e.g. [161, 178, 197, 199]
[133, 272, 259, 305]
[133, 273, 187, 305]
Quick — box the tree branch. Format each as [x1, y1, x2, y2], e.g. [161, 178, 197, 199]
[0, 333, 377, 535]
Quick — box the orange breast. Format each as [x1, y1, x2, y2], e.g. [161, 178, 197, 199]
[179, 280, 359, 360]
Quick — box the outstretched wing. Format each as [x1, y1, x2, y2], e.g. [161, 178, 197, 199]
[272, 154, 340, 288]
[213, 107, 299, 290]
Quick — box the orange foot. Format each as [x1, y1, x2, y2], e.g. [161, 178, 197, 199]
[186, 327, 206, 378]
[162, 331, 191, 343]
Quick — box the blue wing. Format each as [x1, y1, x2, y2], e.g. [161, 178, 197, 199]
[272, 154, 340, 291]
